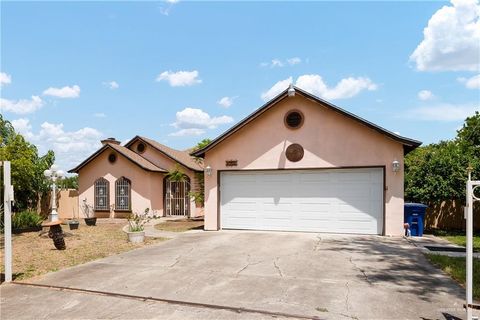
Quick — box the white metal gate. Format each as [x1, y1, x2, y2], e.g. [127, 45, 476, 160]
[165, 179, 190, 216]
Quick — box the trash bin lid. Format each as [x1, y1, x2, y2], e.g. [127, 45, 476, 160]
[404, 203, 428, 208]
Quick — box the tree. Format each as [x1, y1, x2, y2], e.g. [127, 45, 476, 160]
[0, 118, 55, 211]
[0, 114, 15, 147]
[405, 112, 480, 203]
[194, 138, 211, 151]
[58, 175, 79, 190]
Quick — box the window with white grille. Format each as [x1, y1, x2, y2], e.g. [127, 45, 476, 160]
[115, 177, 131, 211]
[94, 178, 109, 210]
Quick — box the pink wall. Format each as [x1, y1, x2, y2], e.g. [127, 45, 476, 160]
[128, 140, 202, 217]
[78, 150, 164, 218]
[203, 95, 405, 235]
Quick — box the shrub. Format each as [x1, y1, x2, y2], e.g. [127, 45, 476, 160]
[12, 210, 43, 229]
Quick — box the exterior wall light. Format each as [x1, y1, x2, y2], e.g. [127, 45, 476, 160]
[392, 160, 400, 173]
[205, 165, 212, 176]
[287, 84, 295, 97]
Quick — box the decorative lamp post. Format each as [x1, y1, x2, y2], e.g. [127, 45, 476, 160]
[42, 164, 66, 250]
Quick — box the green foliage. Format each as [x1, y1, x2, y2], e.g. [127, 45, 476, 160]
[58, 175, 79, 190]
[189, 171, 205, 206]
[194, 138, 211, 151]
[128, 208, 150, 232]
[166, 164, 187, 182]
[405, 112, 480, 203]
[0, 115, 15, 147]
[0, 116, 55, 211]
[12, 210, 43, 229]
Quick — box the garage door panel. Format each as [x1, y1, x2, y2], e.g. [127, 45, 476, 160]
[220, 168, 383, 235]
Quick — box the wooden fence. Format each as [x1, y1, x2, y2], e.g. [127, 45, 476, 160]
[425, 200, 480, 231]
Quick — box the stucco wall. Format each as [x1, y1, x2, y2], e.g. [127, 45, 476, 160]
[128, 140, 203, 217]
[58, 189, 79, 219]
[203, 95, 405, 235]
[78, 150, 164, 218]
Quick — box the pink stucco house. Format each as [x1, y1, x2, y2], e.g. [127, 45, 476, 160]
[69, 136, 203, 218]
[192, 86, 421, 236]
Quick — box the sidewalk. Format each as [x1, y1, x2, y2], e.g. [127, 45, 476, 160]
[406, 234, 480, 258]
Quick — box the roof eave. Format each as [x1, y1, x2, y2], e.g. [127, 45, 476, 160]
[191, 86, 423, 157]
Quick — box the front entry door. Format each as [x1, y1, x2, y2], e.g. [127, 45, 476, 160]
[165, 178, 191, 216]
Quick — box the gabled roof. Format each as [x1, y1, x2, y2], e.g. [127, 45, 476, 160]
[192, 86, 422, 157]
[68, 143, 167, 174]
[124, 136, 203, 172]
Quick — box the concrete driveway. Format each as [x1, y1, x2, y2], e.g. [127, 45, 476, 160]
[0, 231, 470, 320]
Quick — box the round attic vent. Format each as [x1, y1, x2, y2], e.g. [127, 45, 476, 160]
[285, 143, 304, 162]
[108, 153, 117, 164]
[284, 110, 304, 129]
[137, 143, 146, 153]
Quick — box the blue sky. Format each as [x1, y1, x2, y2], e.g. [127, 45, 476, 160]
[1, 0, 479, 171]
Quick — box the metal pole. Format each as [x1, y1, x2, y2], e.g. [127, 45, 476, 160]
[466, 177, 473, 320]
[49, 176, 58, 222]
[3, 161, 13, 282]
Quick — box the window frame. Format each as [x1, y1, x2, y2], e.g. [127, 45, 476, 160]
[94, 177, 110, 211]
[115, 177, 131, 212]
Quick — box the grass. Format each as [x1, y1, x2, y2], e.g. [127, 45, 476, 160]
[428, 229, 480, 251]
[155, 219, 204, 232]
[0, 221, 165, 282]
[426, 254, 480, 300]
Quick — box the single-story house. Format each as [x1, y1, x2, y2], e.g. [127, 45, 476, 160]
[192, 86, 421, 236]
[69, 136, 203, 218]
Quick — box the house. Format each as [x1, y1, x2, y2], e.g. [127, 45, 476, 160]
[192, 86, 421, 236]
[69, 136, 203, 218]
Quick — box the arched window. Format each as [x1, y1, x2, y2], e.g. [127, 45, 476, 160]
[94, 178, 109, 211]
[115, 177, 131, 211]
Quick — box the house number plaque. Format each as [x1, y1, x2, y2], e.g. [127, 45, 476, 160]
[225, 160, 238, 167]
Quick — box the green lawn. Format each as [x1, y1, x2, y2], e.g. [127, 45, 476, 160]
[429, 230, 480, 251]
[426, 254, 480, 300]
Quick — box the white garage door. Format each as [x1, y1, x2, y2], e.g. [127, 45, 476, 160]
[220, 168, 384, 235]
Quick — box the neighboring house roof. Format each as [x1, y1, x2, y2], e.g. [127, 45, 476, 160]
[192, 86, 422, 157]
[124, 136, 203, 172]
[68, 143, 167, 173]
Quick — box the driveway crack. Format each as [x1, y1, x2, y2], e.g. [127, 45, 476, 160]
[344, 281, 350, 312]
[273, 258, 284, 278]
[236, 254, 262, 276]
[348, 256, 372, 285]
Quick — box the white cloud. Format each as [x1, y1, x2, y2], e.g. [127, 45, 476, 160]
[43, 85, 81, 98]
[296, 75, 377, 100]
[418, 90, 435, 100]
[103, 81, 119, 90]
[172, 107, 233, 129]
[410, 0, 480, 71]
[261, 77, 293, 101]
[168, 128, 205, 137]
[0, 72, 11, 86]
[287, 57, 301, 65]
[155, 70, 201, 87]
[11, 118, 33, 139]
[170, 107, 233, 136]
[160, 0, 179, 15]
[93, 112, 107, 118]
[458, 74, 480, 89]
[0, 96, 44, 114]
[407, 103, 479, 121]
[217, 96, 237, 108]
[36, 122, 103, 170]
[261, 75, 377, 102]
[261, 57, 302, 68]
[11, 120, 103, 171]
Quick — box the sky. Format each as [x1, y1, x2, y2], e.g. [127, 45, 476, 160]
[1, 0, 479, 172]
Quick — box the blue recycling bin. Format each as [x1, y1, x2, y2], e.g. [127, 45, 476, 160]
[404, 203, 428, 236]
